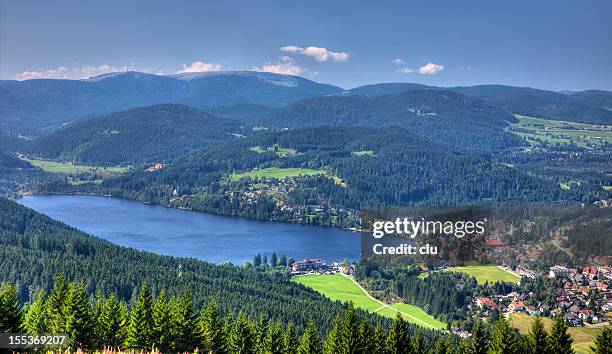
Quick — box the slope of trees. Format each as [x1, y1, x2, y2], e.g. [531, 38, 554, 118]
[3, 280, 610, 353]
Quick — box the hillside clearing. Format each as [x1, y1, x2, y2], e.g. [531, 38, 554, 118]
[230, 167, 328, 181]
[22, 158, 128, 174]
[293, 274, 446, 330]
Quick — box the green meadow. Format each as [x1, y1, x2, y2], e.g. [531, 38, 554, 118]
[230, 167, 327, 181]
[293, 274, 446, 330]
[22, 158, 128, 174]
[509, 115, 612, 147]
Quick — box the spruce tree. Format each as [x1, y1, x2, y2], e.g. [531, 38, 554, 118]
[227, 312, 255, 354]
[386, 312, 410, 354]
[126, 282, 154, 349]
[339, 302, 361, 353]
[324, 316, 342, 354]
[171, 287, 201, 351]
[99, 293, 127, 349]
[24, 290, 47, 334]
[255, 313, 269, 353]
[547, 314, 574, 354]
[224, 312, 235, 353]
[152, 288, 173, 352]
[528, 316, 549, 354]
[64, 283, 94, 350]
[0, 282, 23, 333]
[412, 330, 426, 354]
[297, 319, 322, 354]
[283, 321, 299, 354]
[201, 298, 225, 353]
[371, 322, 387, 354]
[265, 321, 284, 354]
[357, 318, 373, 353]
[46, 275, 69, 334]
[432, 335, 454, 354]
[488, 317, 519, 354]
[464, 321, 487, 354]
[279, 254, 288, 267]
[270, 253, 278, 267]
[254, 254, 262, 267]
[590, 325, 612, 354]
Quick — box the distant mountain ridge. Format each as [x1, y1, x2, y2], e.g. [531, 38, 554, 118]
[343, 83, 612, 124]
[0, 71, 343, 130]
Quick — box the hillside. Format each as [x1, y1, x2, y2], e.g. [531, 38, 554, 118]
[257, 90, 523, 151]
[41, 126, 605, 227]
[0, 197, 378, 333]
[345, 83, 612, 125]
[29, 104, 246, 165]
[0, 71, 343, 130]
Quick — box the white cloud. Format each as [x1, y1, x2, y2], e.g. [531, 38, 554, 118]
[254, 56, 304, 76]
[397, 67, 415, 74]
[15, 64, 160, 80]
[177, 60, 222, 73]
[418, 63, 444, 75]
[280, 45, 351, 62]
[391, 58, 405, 65]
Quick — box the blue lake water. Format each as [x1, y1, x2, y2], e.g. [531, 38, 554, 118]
[17, 195, 360, 264]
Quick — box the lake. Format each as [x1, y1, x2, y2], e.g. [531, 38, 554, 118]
[17, 195, 360, 264]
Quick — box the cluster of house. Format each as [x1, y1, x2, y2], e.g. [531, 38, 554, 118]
[146, 162, 164, 172]
[475, 264, 611, 326]
[291, 258, 354, 275]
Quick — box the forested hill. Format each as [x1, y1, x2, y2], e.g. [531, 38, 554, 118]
[0, 197, 380, 333]
[256, 90, 524, 151]
[344, 83, 612, 125]
[59, 126, 606, 221]
[29, 104, 247, 165]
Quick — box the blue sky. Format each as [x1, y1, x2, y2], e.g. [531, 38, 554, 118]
[1, 0, 611, 91]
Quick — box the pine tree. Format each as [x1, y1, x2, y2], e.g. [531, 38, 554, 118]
[64, 283, 94, 350]
[91, 290, 106, 349]
[297, 319, 322, 354]
[371, 322, 387, 354]
[339, 302, 361, 353]
[254, 254, 262, 267]
[24, 290, 46, 334]
[270, 253, 278, 267]
[255, 313, 269, 353]
[590, 325, 612, 354]
[224, 312, 235, 353]
[547, 314, 574, 354]
[201, 298, 225, 353]
[99, 293, 127, 349]
[528, 316, 549, 354]
[126, 282, 154, 349]
[357, 318, 373, 354]
[171, 287, 201, 351]
[488, 317, 519, 354]
[45, 275, 69, 334]
[386, 312, 410, 354]
[324, 316, 342, 354]
[152, 288, 173, 352]
[0, 282, 23, 333]
[227, 312, 255, 354]
[279, 254, 288, 267]
[464, 321, 487, 354]
[264, 321, 284, 354]
[432, 335, 454, 354]
[283, 322, 299, 354]
[262, 255, 268, 266]
[412, 330, 426, 354]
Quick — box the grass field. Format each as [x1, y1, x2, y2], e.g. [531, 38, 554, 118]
[510, 313, 603, 354]
[352, 150, 375, 157]
[22, 158, 128, 174]
[230, 167, 326, 181]
[293, 274, 446, 330]
[508, 115, 612, 147]
[249, 146, 297, 157]
[444, 264, 521, 284]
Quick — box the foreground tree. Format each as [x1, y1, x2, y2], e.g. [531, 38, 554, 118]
[227, 312, 255, 354]
[528, 317, 549, 354]
[64, 283, 94, 350]
[590, 325, 612, 354]
[298, 319, 322, 354]
[463, 321, 487, 354]
[0, 282, 23, 333]
[171, 287, 201, 351]
[547, 314, 574, 354]
[283, 322, 299, 354]
[98, 293, 127, 348]
[488, 317, 518, 354]
[387, 312, 410, 354]
[201, 298, 225, 353]
[152, 288, 173, 352]
[24, 290, 47, 334]
[126, 282, 154, 349]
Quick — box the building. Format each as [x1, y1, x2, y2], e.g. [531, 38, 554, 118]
[549, 266, 570, 278]
[509, 301, 526, 313]
[476, 297, 499, 309]
[292, 258, 327, 272]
